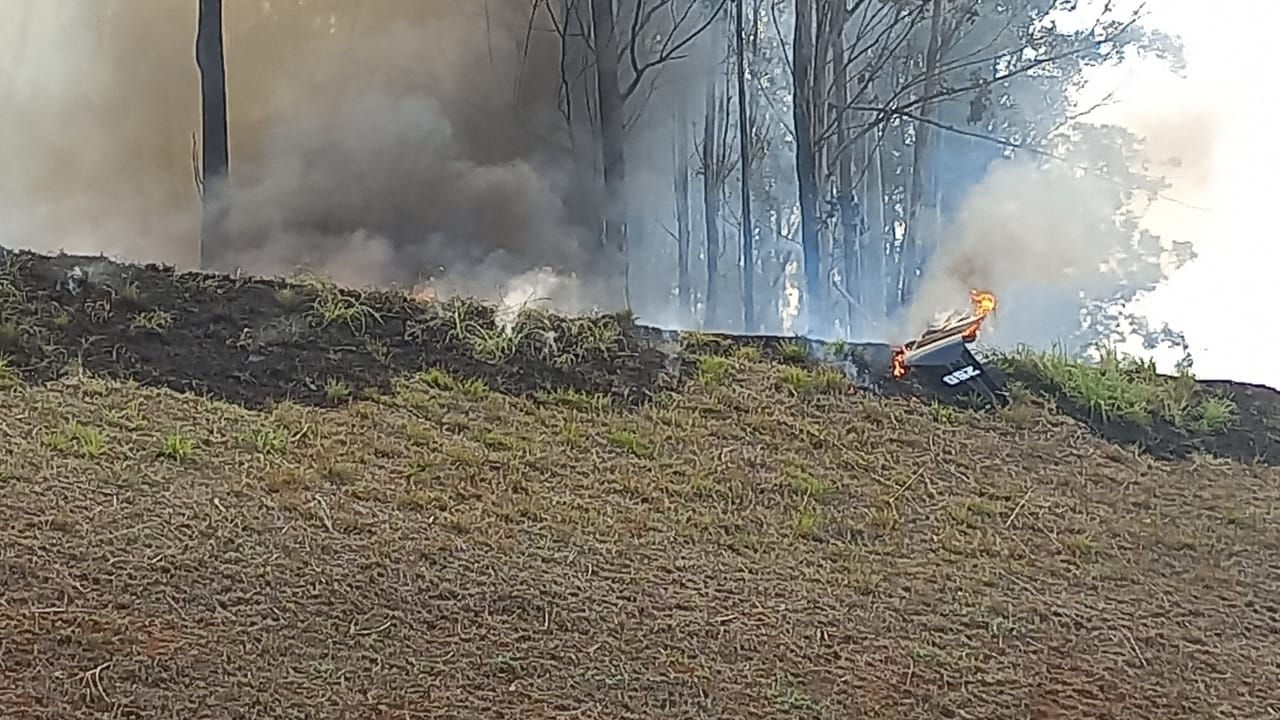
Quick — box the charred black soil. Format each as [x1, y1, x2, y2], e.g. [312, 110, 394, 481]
[1, 248, 1275, 466]
[2, 248, 1280, 719]
[0, 250, 671, 408]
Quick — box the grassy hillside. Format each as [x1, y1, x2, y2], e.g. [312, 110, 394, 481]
[2, 248, 1279, 719]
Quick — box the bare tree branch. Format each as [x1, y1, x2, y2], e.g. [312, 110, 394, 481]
[622, 0, 728, 101]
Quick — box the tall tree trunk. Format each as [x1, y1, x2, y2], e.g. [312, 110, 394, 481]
[792, 0, 820, 333]
[590, 0, 628, 294]
[884, 125, 903, 315]
[674, 96, 692, 318]
[760, 202, 787, 332]
[702, 78, 721, 329]
[867, 131, 888, 327]
[196, 0, 230, 269]
[830, 1, 860, 334]
[734, 0, 755, 332]
[558, 0, 604, 243]
[812, 0, 834, 307]
[899, 0, 944, 306]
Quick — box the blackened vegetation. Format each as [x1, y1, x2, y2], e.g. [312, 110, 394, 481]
[0, 250, 670, 408]
[0, 248, 1277, 466]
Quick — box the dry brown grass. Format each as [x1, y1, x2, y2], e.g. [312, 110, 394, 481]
[2, 363, 1279, 719]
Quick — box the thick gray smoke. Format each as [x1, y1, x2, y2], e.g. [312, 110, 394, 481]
[892, 4, 1213, 356]
[1, 1, 1212, 349]
[899, 111, 1212, 354]
[0, 0, 621, 309]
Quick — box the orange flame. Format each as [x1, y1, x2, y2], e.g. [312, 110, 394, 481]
[961, 289, 997, 342]
[892, 289, 998, 380]
[891, 346, 908, 379]
[971, 289, 997, 317]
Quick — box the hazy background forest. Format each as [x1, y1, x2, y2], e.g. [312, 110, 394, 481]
[0, 0, 1210, 362]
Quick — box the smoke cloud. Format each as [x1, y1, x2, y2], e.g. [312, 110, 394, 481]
[0, 0, 625, 308]
[900, 109, 1214, 353]
[1, 1, 1212, 352]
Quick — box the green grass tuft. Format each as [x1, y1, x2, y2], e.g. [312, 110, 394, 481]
[324, 378, 353, 403]
[159, 432, 197, 462]
[696, 355, 735, 386]
[778, 340, 808, 363]
[46, 422, 106, 459]
[536, 387, 610, 412]
[1004, 345, 1236, 432]
[605, 429, 654, 458]
[308, 283, 383, 334]
[679, 331, 725, 354]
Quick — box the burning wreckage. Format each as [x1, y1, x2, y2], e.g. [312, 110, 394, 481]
[890, 290, 1009, 407]
[629, 288, 1009, 408]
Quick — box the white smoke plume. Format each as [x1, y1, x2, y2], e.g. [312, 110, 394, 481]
[900, 109, 1212, 353]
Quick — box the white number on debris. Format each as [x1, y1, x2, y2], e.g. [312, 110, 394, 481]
[941, 365, 981, 386]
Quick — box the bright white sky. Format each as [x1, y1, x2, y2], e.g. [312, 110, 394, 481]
[1080, 0, 1278, 387]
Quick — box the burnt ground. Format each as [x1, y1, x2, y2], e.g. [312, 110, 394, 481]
[0, 249, 672, 408]
[2, 248, 1280, 718]
[2, 247, 1273, 466]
